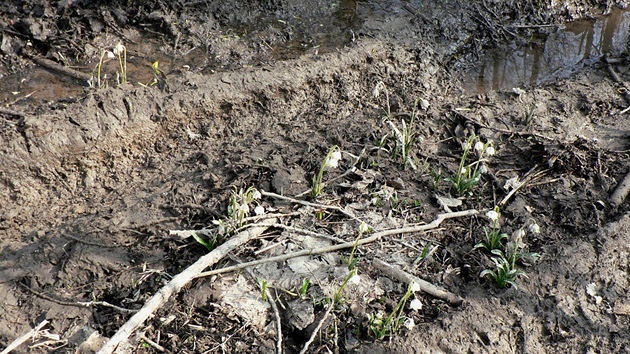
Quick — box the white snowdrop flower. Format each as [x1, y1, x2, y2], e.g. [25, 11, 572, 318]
[114, 42, 125, 55]
[359, 222, 370, 234]
[517, 229, 526, 239]
[403, 318, 415, 331]
[486, 210, 499, 222]
[474, 141, 485, 152]
[106, 51, 115, 60]
[348, 274, 361, 285]
[409, 299, 423, 311]
[254, 205, 265, 216]
[512, 87, 526, 95]
[528, 222, 540, 234]
[238, 203, 250, 215]
[479, 163, 488, 174]
[485, 146, 496, 156]
[324, 150, 342, 168]
[252, 190, 262, 200]
[410, 282, 420, 293]
[459, 166, 467, 176]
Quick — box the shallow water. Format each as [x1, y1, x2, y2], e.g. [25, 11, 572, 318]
[465, 7, 630, 93]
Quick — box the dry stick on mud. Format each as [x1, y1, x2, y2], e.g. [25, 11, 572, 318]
[260, 190, 367, 226]
[372, 258, 464, 306]
[0, 320, 49, 354]
[95, 221, 276, 354]
[229, 253, 283, 354]
[299, 303, 335, 354]
[611, 169, 630, 207]
[29, 55, 93, 83]
[603, 57, 630, 206]
[196, 210, 479, 279]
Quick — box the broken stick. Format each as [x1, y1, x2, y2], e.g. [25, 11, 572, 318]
[95, 220, 276, 354]
[0, 320, 49, 354]
[611, 168, 630, 207]
[195, 209, 479, 279]
[372, 258, 464, 306]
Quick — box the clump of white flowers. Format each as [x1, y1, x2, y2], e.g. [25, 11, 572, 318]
[227, 186, 263, 226]
[446, 135, 496, 197]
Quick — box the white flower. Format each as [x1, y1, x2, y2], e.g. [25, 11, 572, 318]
[324, 150, 342, 169]
[238, 203, 250, 215]
[410, 282, 420, 293]
[485, 146, 496, 156]
[459, 166, 467, 176]
[348, 274, 361, 285]
[486, 210, 499, 222]
[474, 141, 485, 152]
[528, 222, 540, 234]
[359, 222, 370, 234]
[251, 190, 262, 200]
[409, 299, 423, 311]
[114, 42, 125, 55]
[106, 51, 115, 60]
[254, 205, 265, 216]
[512, 87, 526, 95]
[479, 163, 488, 174]
[403, 318, 415, 330]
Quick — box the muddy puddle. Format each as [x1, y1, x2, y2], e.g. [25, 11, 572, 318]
[3, 3, 628, 105]
[463, 7, 630, 93]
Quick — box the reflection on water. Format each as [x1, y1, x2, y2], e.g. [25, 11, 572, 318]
[469, 7, 630, 93]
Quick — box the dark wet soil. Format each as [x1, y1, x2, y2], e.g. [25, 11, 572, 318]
[1, 0, 630, 353]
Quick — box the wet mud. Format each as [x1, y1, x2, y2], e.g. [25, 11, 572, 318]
[1, 0, 630, 353]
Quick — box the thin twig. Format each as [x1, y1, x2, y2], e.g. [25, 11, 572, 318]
[95, 220, 276, 354]
[372, 258, 463, 306]
[299, 303, 334, 354]
[0, 320, 49, 354]
[19, 283, 137, 314]
[229, 254, 283, 354]
[261, 190, 366, 226]
[196, 210, 478, 279]
[499, 167, 547, 206]
[139, 334, 167, 353]
[268, 287, 283, 354]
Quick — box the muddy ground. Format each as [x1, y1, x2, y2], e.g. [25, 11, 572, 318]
[1, 0, 630, 353]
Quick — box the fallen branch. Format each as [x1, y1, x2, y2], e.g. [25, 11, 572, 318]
[196, 210, 478, 279]
[611, 168, 630, 207]
[95, 220, 276, 354]
[0, 320, 49, 354]
[372, 258, 463, 306]
[29, 56, 93, 83]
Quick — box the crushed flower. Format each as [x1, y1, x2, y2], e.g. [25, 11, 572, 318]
[404, 318, 415, 330]
[528, 222, 540, 234]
